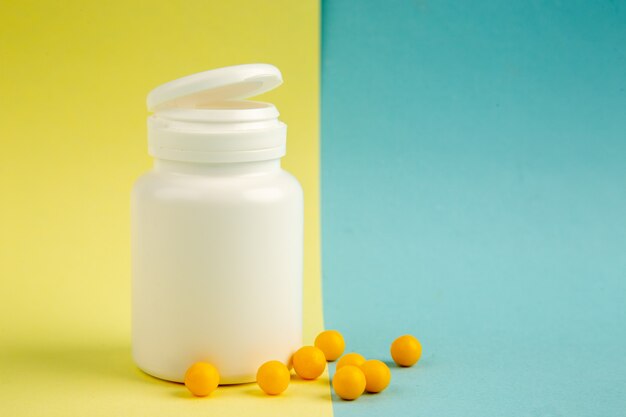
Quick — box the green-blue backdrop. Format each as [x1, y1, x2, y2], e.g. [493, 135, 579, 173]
[321, 1, 626, 415]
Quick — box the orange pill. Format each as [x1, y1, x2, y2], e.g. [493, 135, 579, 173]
[332, 365, 366, 400]
[360, 359, 391, 393]
[184, 362, 220, 397]
[315, 330, 346, 361]
[336, 352, 366, 370]
[292, 346, 326, 380]
[256, 360, 290, 395]
[391, 334, 422, 367]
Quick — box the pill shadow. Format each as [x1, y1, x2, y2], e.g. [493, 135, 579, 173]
[382, 359, 399, 368]
[243, 387, 273, 398]
[382, 359, 428, 369]
[171, 382, 261, 400]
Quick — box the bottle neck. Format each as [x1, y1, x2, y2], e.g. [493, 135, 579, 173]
[154, 158, 281, 176]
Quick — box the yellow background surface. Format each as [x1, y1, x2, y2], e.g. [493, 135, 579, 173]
[0, 1, 329, 415]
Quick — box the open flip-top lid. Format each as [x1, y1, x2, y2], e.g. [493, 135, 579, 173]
[146, 64, 287, 163]
[147, 64, 283, 112]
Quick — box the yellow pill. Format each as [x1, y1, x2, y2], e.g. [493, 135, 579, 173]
[184, 362, 220, 397]
[256, 360, 290, 395]
[315, 330, 345, 361]
[336, 352, 366, 370]
[360, 359, 391, 393]
[391, 334, 422, 367]
[292, 346, 326, 380]
[332, 365, 366, 400]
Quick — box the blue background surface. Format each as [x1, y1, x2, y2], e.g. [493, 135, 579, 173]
[321, 1, 626, 415]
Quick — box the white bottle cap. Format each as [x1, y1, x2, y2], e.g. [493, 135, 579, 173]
[146, 64, 287, 163]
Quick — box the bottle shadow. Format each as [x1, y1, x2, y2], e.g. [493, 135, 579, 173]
[1, 342, 174, 387]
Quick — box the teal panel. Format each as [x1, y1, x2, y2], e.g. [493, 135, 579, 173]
[321, 1, 626, 415]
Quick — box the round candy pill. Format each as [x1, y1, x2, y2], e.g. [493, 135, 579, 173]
[360, 359, 391, 393]
[256, 360, 290, 395]
[336, 352, 366, 370]
[315, 330, 345, 361]
[391, 334, 422, 367]
[292, 346, 326, 380]
[332, 365, 366, 400]
[184, 362, 220, 397]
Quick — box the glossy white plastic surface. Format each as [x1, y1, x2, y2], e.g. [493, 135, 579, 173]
[132, 64, 303, 383]
[147, 63, 282, 112]
[132, 159, 303, 383]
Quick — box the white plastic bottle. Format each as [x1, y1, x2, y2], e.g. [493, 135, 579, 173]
[131, 64, 303, 384]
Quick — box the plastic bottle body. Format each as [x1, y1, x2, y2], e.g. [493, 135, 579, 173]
[131, 159, 303, 384]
